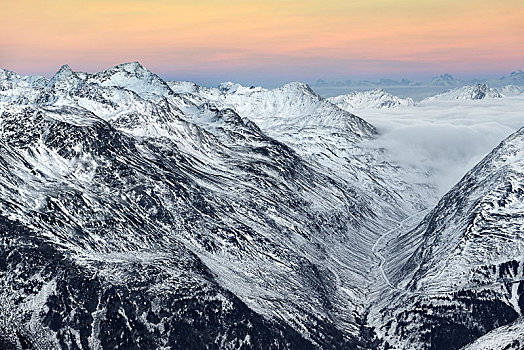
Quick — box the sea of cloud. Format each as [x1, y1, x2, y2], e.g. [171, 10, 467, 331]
[357, 96, 524, 195]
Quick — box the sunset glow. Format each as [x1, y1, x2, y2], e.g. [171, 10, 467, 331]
[2, 0, 523, 84]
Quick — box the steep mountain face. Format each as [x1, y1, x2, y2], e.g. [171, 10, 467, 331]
[0, 213, 312, 350]
[369, 127, 524, 349]
[0, 106, 364, 348]
[424, 83, 502, 101]
[169, 81, 435, 220]
[327, 89, 415, 111]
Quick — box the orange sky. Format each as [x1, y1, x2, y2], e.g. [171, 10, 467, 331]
[1, 0, 523, 84]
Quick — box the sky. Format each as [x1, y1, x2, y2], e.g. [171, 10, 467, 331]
[1, 0, 523, 86]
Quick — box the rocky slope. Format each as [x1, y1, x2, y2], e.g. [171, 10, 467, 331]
[369, 126, 524, 349]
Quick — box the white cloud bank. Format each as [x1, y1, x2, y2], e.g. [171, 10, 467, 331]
[358, 96, 524, 195]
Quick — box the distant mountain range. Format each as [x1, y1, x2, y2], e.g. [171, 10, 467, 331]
[326, 84, 522, 112]
[422, 83, 503, 101]
[314, 70, 524, 88]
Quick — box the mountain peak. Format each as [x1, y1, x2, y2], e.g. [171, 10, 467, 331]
[112, 61, 148, 74]
[0, 68, 20, 80]
[51, 64, 74, 79]
[424, 83, 502, 101]
[86, 61, 172, 99]
[48, 64, 81, 89]
[280, 82, 316, 95]
[509, 70, 524, 76]
[430, 73, 461, 86]
[218, 81, 242, 93]
[58, 64, 72, 73]
[102, 61, 156, 80]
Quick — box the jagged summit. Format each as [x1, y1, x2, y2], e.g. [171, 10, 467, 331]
[114, 61, 146, 71]
[0, 68, 19, 80]
[47, 64, 81, 90]
[50, 64, 75, 81]
[56, 63, 73, 74]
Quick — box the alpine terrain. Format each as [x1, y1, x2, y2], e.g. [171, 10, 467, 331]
[0, 62, 522, 349]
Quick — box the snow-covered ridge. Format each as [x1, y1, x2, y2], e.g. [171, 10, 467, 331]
[423, 83, 502, 101]
[327, 88, 415, 111]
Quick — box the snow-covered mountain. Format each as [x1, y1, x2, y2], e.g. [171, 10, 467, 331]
[423, 83, 502, 101]
[430, 73, 464, 87]
[0, 62, 438, 349]
[497, 70, 524, 87]
[500, 85, 523, 97]
[327, 89, 415, 111]
[314, 78, 418, 88]
[0, 62, 522, 349]
[369, 126, 524, 349]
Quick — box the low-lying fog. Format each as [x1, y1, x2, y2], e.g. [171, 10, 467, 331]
[357, 96, 524, 195]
